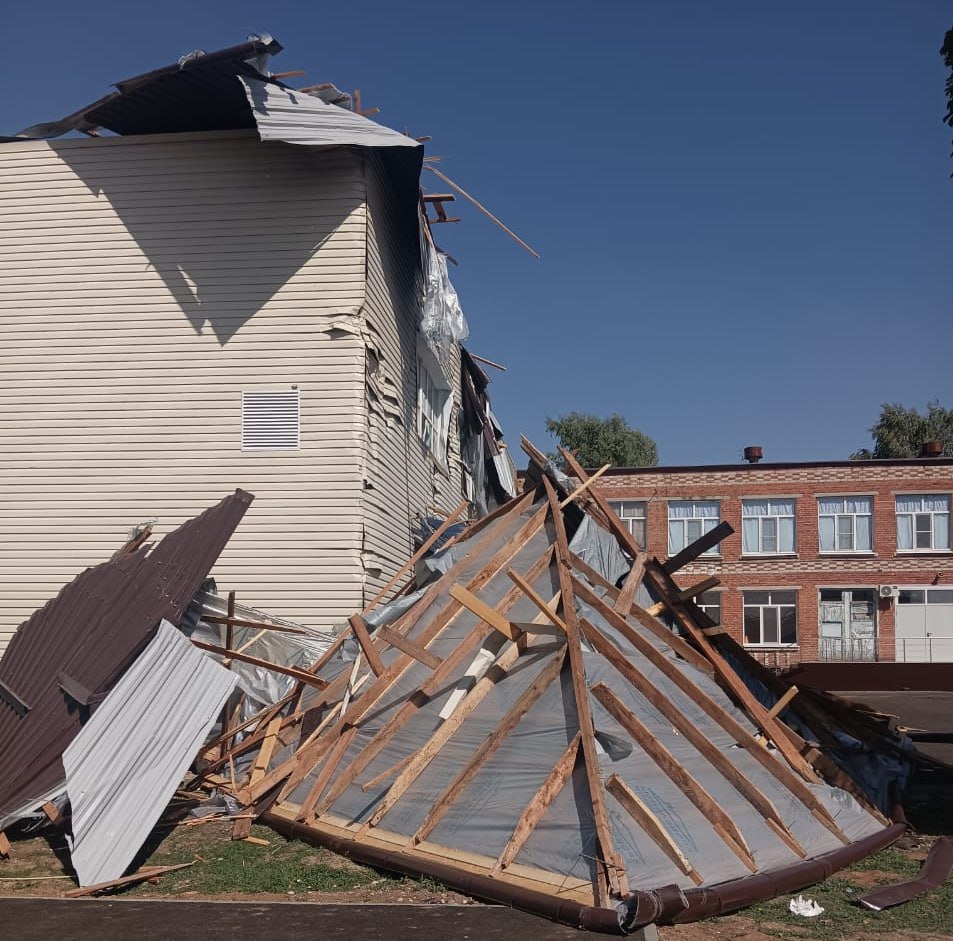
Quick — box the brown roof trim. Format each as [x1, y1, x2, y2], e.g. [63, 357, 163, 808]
[594, 457, 953, 476]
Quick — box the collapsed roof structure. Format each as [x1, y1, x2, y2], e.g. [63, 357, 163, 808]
[189, 445, 909, 934]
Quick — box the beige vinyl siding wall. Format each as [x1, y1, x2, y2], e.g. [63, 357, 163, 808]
[0, 130, 369, 652]
[360, 154, 464, 601]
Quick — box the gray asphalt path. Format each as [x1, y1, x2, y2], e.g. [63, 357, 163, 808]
[0, 898, 594, 940]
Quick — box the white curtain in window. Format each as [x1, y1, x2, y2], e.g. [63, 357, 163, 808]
[818, 498, 843, 515]
[669, 501, 718, 518]
[896, 495, 923, 513]
[846, 496, 872, 514]
[742, 518, 759, 552]
[855, 514, 872, 549]
[743, 499, 769, 517]
[778, 517, 795, 552]
[925, 495, 950, 512]
[769, 498, 795, 515]
[668, 521, 682, 552]
[819, 516, 835, 551]
[897, 515, 914, 550]
[935, 514, 951, 550]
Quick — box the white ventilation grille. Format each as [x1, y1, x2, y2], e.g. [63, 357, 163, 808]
[242, 390, 300, 451]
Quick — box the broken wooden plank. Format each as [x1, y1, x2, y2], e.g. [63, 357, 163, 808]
[645, 575, 721, 615]
[233, 716, 283, 840]
[377, 625, 443, 670]
[492, 733, 581, 874]
[190, 641, 329, 691]
[64, 862, 195, 897]
[662, 521, 733, 573]
[297, 726, 358, 823]
[505, 569, 568, 633]
[558, 464, 611, 508]
[0, 830, 10, 857]
[605, 774, 704, 885]
[348, 615, 386, 677]
[592, 682, 757, 870]
[449, 583, 520, 640]
[613, 552, 646, 615]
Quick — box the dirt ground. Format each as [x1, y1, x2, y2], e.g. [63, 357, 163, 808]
[1, 805, 950, 941]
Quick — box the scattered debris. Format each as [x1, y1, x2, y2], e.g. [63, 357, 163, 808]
[788, 894, 825, 917]
[858, 835, 953, 911]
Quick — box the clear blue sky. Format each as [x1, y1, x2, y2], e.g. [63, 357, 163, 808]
[4, 1, 951, 465]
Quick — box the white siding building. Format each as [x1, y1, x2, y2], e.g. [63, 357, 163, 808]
[0, 38, 484, 652]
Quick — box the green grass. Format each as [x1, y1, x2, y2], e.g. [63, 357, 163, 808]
[736, 847, 953, 940]
[128, 824, 440, 898]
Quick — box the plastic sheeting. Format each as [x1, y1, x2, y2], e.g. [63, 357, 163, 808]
[420, 247, 469, 367]
[63, 621, 237, 886]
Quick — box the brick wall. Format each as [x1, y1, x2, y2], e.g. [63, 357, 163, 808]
[598, 458, 953, 667]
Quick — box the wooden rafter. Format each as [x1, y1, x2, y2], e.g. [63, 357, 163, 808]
[542, 476, 626, 902]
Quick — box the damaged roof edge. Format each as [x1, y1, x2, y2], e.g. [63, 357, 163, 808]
[12, 35, 283, 140]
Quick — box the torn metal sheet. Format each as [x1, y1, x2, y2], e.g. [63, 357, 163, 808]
[0, 490, 252, 831]
[63, 620, 237, 886]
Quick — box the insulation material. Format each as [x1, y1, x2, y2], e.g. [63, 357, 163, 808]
[64, 621, 237, 886]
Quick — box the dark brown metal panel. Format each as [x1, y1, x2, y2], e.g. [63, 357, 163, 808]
[0, 489, 253, 827]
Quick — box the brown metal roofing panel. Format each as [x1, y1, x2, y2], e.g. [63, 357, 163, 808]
[0, 489, 253, 830]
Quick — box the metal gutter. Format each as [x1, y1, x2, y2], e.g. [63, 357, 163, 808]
[263, 811, 907, 935]
[858, 835, 953, 911]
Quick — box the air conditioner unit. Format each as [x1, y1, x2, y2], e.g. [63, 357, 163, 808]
[878, 584, 900, 599]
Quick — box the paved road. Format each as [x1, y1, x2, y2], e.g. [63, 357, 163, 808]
[0, 898, 596, 940]
[840, 690, 953, 766]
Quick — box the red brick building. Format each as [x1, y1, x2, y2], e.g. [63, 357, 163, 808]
[598, 455, 953, 668]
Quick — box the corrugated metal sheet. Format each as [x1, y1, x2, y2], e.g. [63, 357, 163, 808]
[0, 489, 252, 831]
[239, 77, 419, 150]
[63, 620, 237, 886]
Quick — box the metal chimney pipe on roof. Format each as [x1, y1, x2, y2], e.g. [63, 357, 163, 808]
[743, 446, 763, 464]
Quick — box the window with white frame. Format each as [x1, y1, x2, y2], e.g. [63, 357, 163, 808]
[608, 500, 647, 549]
[743, 590, 797, 646]
[818, 496, 873, 552]
[896, 495, 951, 551]
[241, 389, 300, 451]
[742, 498, 796, 554]
[668, 500, 720, 556]
[417, 358, 450, 465]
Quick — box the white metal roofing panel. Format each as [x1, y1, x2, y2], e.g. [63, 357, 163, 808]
[240, 77, 421, 150]
[63, 619, 237, 886]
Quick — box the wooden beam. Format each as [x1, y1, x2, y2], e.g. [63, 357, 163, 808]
[645, 575, 721, 615]
[662, 521, 733, 574]
[613, 553, 646, 615]
[362, 639, 532, 831]
[505, 569, 567, 633]
[314, 546, 557, 816]
[413, 647, 567, 844]
[64, 863, 195, 898]
[449, 584, 520, 640]
[377, 625, 442, 670]
[644, 557, 822, 784]
[297, 726, 358, 823]
[363, 500, 469, 614]
[348, 615, 386, 677]
[605, 775, 703, 885]
[492, 733, 581, 874]
[233, 716, 283, 840]
[190, 641, 329, 691]
[0, 830, 10, 858]
[592, 682, 757, 870]
[558, 464, 611, 508]
[201, 614, 309, 636]
[768, 685, 799, 719]
[468, 351, 507, 372]
[575, 610, 845, 844]
[567, 552, 713, 676]
[265, 497, 552, 809]
[542, 476, 626, 902]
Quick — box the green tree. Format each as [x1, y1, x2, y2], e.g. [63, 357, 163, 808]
[851, 401, 953, 459]
[545, 412, 658, 467]
[943, 27, 953, 163]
